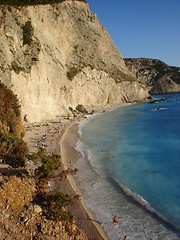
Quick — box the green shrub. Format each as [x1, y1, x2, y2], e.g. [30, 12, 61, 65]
[66, 67, 80, 81]
[52, 191, 72, 209]
[0, 81, 26, 168]
[33, 148, 60, 183]
[0, 133, 28, 168]
[11, 61, 22, 74]
[31, 149, 74, 222]
[52, 191, 74, 222]
[0, 80, 22, 136]
[22, 21, 33, 45]
[46, 190, 74, 222]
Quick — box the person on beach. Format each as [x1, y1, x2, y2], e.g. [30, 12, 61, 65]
[69, 160, 72, 169]
[113, 215, 118, 225]
[123, 236, 128, 240]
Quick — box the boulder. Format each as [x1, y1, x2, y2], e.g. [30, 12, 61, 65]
[34, 205, 42, 214]
[75, 104, 88, 114]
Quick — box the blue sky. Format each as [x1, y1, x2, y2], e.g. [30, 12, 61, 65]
[87, 0, 180, 67]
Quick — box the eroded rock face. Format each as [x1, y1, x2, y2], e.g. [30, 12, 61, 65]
[124, 58, 180, 94]
[0, 172, 35, 212]
[0, 1, 148, 123]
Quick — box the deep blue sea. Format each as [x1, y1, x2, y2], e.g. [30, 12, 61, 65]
[74, 93, 180, 240]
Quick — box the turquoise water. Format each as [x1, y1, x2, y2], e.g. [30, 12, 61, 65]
[75, 93, 180, 240]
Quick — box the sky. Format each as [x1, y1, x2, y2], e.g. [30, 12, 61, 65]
[87, 0, 180, 67]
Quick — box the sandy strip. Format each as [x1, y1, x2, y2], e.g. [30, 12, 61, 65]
[59, 104, 128, 239]
[55, 104, 127, 239]
[60, 120, 109, 240]
[59, 104, 126, 239]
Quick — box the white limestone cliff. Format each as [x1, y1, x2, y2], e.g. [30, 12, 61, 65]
[0, 1, 148, 123]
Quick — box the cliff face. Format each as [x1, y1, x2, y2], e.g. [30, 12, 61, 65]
[124, 58, 180, 94]
[0, 1, 148, 123]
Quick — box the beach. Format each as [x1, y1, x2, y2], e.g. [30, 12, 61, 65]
[59, 121, 108, 240]
[23, 98, 180, 240]
[24, 105, 119, 240]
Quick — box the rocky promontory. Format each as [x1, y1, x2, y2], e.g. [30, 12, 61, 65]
[124, 58, 180, 94]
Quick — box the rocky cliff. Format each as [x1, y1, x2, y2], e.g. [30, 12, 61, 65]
[124, 58, 180, 94]
[0, 0, 148, 123]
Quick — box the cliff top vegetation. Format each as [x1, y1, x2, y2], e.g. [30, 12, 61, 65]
[0, 0, 87, 6]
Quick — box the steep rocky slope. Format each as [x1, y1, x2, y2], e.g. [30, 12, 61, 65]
[124, 58, 180, 94]
[0, 0, 148, 123]
[0, 170, 87, 240]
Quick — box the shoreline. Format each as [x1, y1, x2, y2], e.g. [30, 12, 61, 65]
[59, 104, 126, 239]
[60, 120, 108, 240]
[24, 103, 126, 239]
[63, 101, 180, 240]
[59, 103, 131, 240]
[61, 101, 179, 239]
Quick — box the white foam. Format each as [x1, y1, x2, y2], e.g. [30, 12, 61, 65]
[74, 115, 180, 240]
[74, 139, 90, 160]
[74, 102, 180, 239]
[75, 165, 180, 240]
[78, 111, 106, 137]
[151, 107, 167, 112]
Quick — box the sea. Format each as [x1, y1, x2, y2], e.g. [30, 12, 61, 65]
[74, 93, 180, 240]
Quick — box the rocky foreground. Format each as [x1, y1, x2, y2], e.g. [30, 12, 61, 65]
[0, 170, 86, 240]
[0, 114, 88, 240]
[0, 173, 86, 240]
